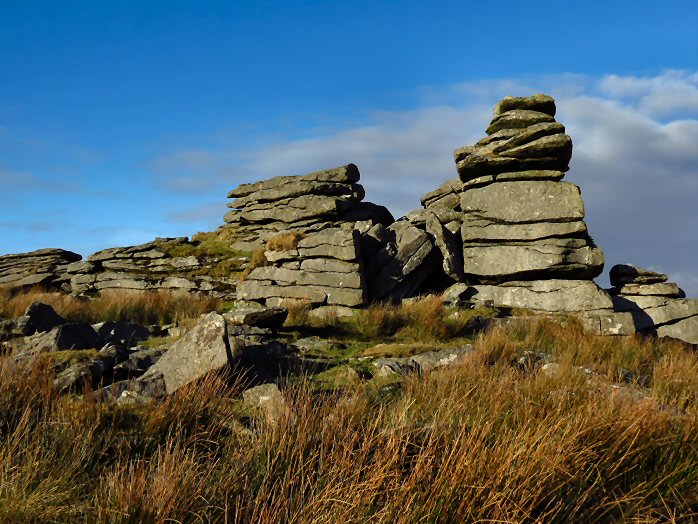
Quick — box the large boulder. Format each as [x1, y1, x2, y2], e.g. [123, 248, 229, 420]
[462, 280, 614, 314]
[141, 312, 242, 394]
[21, 301, 66, 335]
[462, 239, 604, 282]
[460, 181, 585, 223]
[23, 323, 104, 353]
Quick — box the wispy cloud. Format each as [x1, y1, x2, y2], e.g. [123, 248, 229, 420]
[167, 201, 229, 223]
[146, 70, 698, 295]
[0, 167, 38, 188]
[0, 166, 76, 193]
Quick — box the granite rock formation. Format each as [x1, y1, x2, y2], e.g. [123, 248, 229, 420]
[456, 95, 603, 283]
[69, 237, 239, 298]
[0, 248, 81, 293]
[412, 94, 618, 329]
[610, 264, 698, 344]
[238, 227, 368, 307]
[224, 164, 393, 251]
[1, 93, 696, 346]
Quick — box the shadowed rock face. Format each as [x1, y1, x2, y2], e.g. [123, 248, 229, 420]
[610, 264, 668, 287]
[608, 263, 697, 344]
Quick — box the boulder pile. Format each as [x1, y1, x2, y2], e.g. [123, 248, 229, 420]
[224, 164, 393, 251]
[610, 264, 698, 344]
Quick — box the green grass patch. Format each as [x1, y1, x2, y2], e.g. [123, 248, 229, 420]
[38, 349, 101, 368]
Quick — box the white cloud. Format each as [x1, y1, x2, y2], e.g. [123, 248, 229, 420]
[150, 70, 698, 295]
[597, 70, 698, 118]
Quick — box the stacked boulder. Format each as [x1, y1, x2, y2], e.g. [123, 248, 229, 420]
[224, 164, 393, 251]
[230, 163, 448, 306]
[456, 94, 604, 284]
[0, 248, 81, 293]
[610, 264, 698, 344]
[421, 94, 630, 330]
[237, 228, 367, 308]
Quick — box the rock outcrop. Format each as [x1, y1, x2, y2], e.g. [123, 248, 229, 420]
[456, 95, 603, 282]
[415, 94, 614, 326]
[2, 94, 696, 347]
[68, 237, 240, 298]
[224, 164, 393, 251]
[238, 228, 368, 307]
[610, 264, 698, 344]
[0, 248, 81, 293]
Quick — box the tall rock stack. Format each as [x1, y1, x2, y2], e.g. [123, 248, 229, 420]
[441, 95, 624, 325]
[224, 164, 393, 251]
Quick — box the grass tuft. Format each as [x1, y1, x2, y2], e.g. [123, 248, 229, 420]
[0, 288, 220, 326]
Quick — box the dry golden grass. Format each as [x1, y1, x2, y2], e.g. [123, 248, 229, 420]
[1, 300, 697, 521]
[282, 299, 312, 327]
[239, 249, 270, 281]
[310, 295, 492, 343]
[0, 287, 220, 326]
[265, 231, 306, 251]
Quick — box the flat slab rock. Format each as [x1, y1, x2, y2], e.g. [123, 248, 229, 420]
[454, 122, 572, 179]
[460, 180, 585, 223]
[613, 282, 684, 298]
[458, 280, 614, 314]
[228, 164, 360, 199]
[462, 238, 604, 281]
[0, 248, 81, 291]
[653, 316, 698, 345]
[612, 295, 698, 331]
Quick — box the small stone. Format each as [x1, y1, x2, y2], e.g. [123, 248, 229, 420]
[242, 383, 290, 423]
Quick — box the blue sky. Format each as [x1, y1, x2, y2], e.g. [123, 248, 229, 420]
[2, 1, 697, 292]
